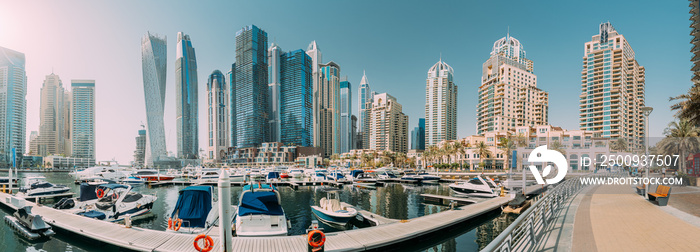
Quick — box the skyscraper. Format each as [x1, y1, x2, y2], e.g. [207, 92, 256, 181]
[141, 32, 168, 165]
[279, 49, 313, 147]
[268, 43, 282, 143]
[692, 0, 700, 81]
[38, 73, 67, 157]
[339, 77, 352, 153]
[235, 25, 268, 148]
[227, 64, 236, 148]
[133, 127, 146, 167]
[425, 60, 458, 147]
[306, 41, 322, 148]
[319, 61, 341, 156]
[71, 80, 95, 160]
[411, 118, 425, 150]
[175, 32, 199, 159]
[580, 22, 645, 150]
[207, 70, 228, 162]
[0, 46, 27, 165]
[368, 93, 408, 153]
[477, 35, 549, 134]
[358, 72, 372, 149]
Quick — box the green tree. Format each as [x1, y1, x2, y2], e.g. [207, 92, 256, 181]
[670, 84, 700, 126]
[475, 141, 492, 172]
[550, 140, 566, 156]
[657, 119, 700, 173]
[609, 138, 628, 152]
[498, 137, 516, 171]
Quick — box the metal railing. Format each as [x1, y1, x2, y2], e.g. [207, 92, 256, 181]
[481, 172, 621, 252]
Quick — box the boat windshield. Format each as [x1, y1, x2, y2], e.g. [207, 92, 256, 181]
[468, 178, 485, 185]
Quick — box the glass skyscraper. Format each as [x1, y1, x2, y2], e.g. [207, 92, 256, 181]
[268, 43, 282, 143]
[71, 80, 95, 160]
[358, 72, 371, 149]
[319, 61, 341, 156]
[175, 32, 199, 159]
[227, 64, 236, 148]
[141, 32, 168, 165]
[0, 46, 27, 165]
[340, 77, 352, 153]
[279, 49, 313, 147]
[207, 70, 228, 162]
[411, 118, 425, 150]
[234, 25, 268, 148]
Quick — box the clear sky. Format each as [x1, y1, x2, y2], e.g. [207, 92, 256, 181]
[0, 0, 691, 163]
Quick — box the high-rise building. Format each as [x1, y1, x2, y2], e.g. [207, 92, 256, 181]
[71, 80, 95, 160]
[477, 35, 549, 134]
[306, 41, 322, 148]
[141, 32, 168, 165]
[63, 91, 71, 157]
[319, 61, 341, 156]
[279, 49, 313, 147]
[368, 93, 408, 153]
[340, 77, 352, 153]
[425, 60, 458, 146]
[692, 0, 700, 81]
[358, 72, 372, 149]
[227, 64, 236, 148]
[133, 127, 146, 167]
[351, 115, 358, 149]
[411, 118, 425, 150]
[0, 46, 27, 165]
[268, 43, 282, 143]
[28, 131, 38, 155]
[579, 22, 645, 150]
[175, 32, 199, 159]
[38, 73, 68, 157]
[235, 25, 268, 148]
[207, 70, 228, 162]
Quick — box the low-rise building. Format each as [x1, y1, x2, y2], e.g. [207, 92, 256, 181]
[43, 155, 94, 169]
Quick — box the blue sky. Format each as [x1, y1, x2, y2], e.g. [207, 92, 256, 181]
[0, 0, 691, 163]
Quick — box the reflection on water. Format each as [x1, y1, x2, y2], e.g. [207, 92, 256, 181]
[0, 172, 516, 251]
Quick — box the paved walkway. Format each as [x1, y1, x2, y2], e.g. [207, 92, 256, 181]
[571, 185, 700, 251]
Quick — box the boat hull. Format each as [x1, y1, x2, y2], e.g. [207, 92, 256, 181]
[449, 185, 497, 198]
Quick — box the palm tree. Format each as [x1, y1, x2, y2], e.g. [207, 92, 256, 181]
[609, 138, 628, 152]
[453, 141, 466, 170]
[361, 154, 372, 168]
[657, 119, 700, 173]
[550, 140, 566, 156]
[498, 137, 516, 171]
[475, 141, 492, 172]
[442, 142, 455, 168]
[670, 84, 700, 126]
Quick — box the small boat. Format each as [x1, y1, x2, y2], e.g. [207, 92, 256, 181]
[310, 171, 327, 181]
[266, 172, 281, 183]
[55, 184, 157, 222]
[400, 171, 422, 182]
[377, 171, 398, 180]
[350, 170, 377, 185]
[311, 188, 357, 225]
[132, 169, 175, 181]
[16, 176, 70, 197]
[122, 176, 146, 184]
[73, 162, 131, 182]
[416, 171, 441, 183]
[167, 186, 234, 234]
[502, 194, 531, 214]
[449, 176, 499, 197]
[280, 173, 290, 179]
[235, 184, 289, 237]
[4, 206, 55, 240]
[289, 169, 304, 178]
[325, 171, 346, 182]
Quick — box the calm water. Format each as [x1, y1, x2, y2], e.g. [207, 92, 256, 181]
[0, 172, 516, 252]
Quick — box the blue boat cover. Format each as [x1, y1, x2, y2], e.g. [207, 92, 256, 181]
[267, 172, 280, 179]
[238, 191, 284, 217]
[350, 170, 364, 178]
[171, 186, 212, 228]
[98, 184, 129, 190]
[79, 210, 106, 220]
[242, 184, 277, 191]
[80, 183, 99, 201]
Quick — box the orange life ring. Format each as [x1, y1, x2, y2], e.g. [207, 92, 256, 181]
[168, 217, 172, 229]
[173, 218, 182, 231]
[308, 230, 326, 248]
[96, 188, 105, 198]
[112, 192, 119, 200]
[193, 234, 213, 252]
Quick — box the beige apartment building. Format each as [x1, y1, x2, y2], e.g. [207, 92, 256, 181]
[367, 93, 409, 153]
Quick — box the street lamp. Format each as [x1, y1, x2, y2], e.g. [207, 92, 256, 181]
[641, 106, 653, 199]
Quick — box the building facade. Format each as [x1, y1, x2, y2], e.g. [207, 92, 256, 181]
[141, 32, 168, 165]
[579, 22, 645, 151]
[70, 80, 95, 160]
[133, 128, 146, 167]
[339, 77, 352, 153]
[37, 73, 68, 157]
[477, 35, 549, 134]
[411, 118, 425, 150]
[425, 60, 458, 147]
[207, 70, 228, 163]
[358, 72, 372, 149]
[279, 49, 313, 147]
[691, 0, 700, 82]
[368, 93, 409, 153]
[306, 41, 322, 149]
[268, 43, 282, 143]
[175, 32, 199, 159]
[235, 25, 268, 148]
[0, 46, 26, 165]
[319, 61, 341, 156]
[227, 64, 236, 148]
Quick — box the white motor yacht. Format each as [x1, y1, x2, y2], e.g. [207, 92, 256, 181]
[448, 176, 500, 197]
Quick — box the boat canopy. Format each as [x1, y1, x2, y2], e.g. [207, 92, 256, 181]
[242, 184, 277, 191]
[267, 172, 280, 179]
[171, 186, 213, 228]
[238, 191, 284, 217]
[350, 170, 364, 178]
[97, 184, 128, 190]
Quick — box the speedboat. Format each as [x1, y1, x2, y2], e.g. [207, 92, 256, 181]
[266, 172, 281, 183]
[167, 186, 234, 234]
[416, 171, 441, 183]
[54, 184, 157, 222]
[289, 169, 304, 178]
[132, 169, 175, 181]
[377, 171, 398, 180]
[16, 176, 70, 197]
[235, 184, 289, 237]
[122, 176, 146, 184]
[350, 170, 377, 185]
[311, 188, 357, 225]
[195, 168, 246, 183]
[448, 176, 499, 197]
[325, 171, 346, 182]
[73, 162, 130, 182]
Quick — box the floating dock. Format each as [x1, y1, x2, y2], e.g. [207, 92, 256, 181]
[420, 194, 478, 206]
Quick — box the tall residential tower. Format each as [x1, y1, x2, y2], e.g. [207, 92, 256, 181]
[358, 72, 372, 149]
[425, 60, 458, 146]
[234, 25, 268, 148]
[0, 46, 26, 165]
[38, 73, 68, 157]
[207, 70, 228, 162]
[368, 93, 408, 153]
[319, 61, 341, 156]
[141, 32, 168, 165]
[70, 80, 95, 160]
[339, 77, 352, 153]
[175, 32, 199, 159]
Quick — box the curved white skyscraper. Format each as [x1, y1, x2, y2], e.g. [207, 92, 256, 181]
[425, 59, 458, 147]
[141, 32, 168, 165]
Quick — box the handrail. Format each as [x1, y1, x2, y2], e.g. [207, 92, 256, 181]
[481, 172, 622, 252]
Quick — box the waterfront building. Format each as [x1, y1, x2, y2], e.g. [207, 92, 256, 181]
[425, 60, 457, 146]
[133, 128, 146, 167]
[70, 80, 95, 160]
[411, 118, 425, 150]
[0, 46, 27, 165]
[692, 0, 700, 81]
[368, 93, 409, 153]
[227, 64, 236, 147]
[175, 32, 199, 159]
[319, 61, 341, 156]
[235, 25, 268, 148]
[207, 70, 228, 163]
[226, 142, 321, 165]
[340, 77, 352, 153]
[37, 73, 68, 157]
[306, 41, 322, 149]
[358, 72, 372, 149]
[477, 35, 549, 134]
[43, 155, 94, 169]
[141, 32, 168, 165]
[28, 131, 38, 155]
[279, 49, 313, 147]
[579, 22, 645, 151]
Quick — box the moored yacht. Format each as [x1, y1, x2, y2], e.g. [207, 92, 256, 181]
[16, 177, 70, 198]
[166, 186, 235, 234]
[132, 169, 175, 181]
[448, 176, 499, 197]
[235, 184, 289, 237]
[54, 184, 157, 222]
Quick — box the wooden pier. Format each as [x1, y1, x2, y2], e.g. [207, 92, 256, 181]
[420, 194, 478, 206]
